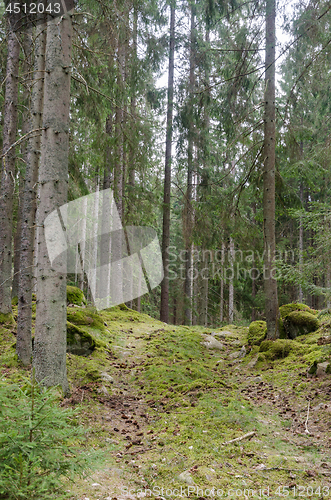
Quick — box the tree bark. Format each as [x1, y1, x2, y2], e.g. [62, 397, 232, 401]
[160, 2, 175, 323]
[184, 2, 195, 326]
[33, 9, 73, 393]
[0, 12, 20, 315]
[220, 242, 225, 323]
[16, 24, 46, 365]
[263, 0, 279, 339]
[228, 237, 234, 323]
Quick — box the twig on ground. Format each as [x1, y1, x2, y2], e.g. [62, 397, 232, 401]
[222, 431, 255, 445]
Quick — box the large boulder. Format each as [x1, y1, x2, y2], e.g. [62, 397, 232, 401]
[247, 321, 267, 346]
[67, 286, 87, 306]
[279, 302, 317, 319]
[66, 321, 96, 356]
[67, 307, 105, 331]
[283, 311, 319, 339]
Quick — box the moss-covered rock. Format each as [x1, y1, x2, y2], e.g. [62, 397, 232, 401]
[67, 286, 87, 306]
[0, 313, 15, 326]
[247, 321, 267, 346]
[259, 339, 292, 360]
[66, 321, 96, 356]
[283, 311, 319, 339]
[279, 302, 317, 319]
[67, 307, 105, 331]
[118, 303, 129, 310]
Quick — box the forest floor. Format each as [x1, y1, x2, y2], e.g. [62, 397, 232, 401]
[1, 304, 331, 499]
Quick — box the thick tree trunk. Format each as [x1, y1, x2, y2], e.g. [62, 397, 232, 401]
[16, 25, 45, 365]
[33, 10, 73, 393]
[263, 0, 279, 339]
[12, 29, 33, 300]
[184, 3, 195, 326]
[160, 3, 175, 323]
[0, 13, 20, 315]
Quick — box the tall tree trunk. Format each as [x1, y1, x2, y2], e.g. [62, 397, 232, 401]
[160, 2, 175, 323]
[298, 182, 304, 302]
[228, 237, 234, 323]
[263, 0, 278, 338]
[114, 27, 125, 221]
[17, 25, 45, 365]
[251, 202, 257, 321]
[128, 4, 138, 190]
[0, 12, 20, 316]
[184, 2, 195, 326]
[12, 28, 33, 300]
[12, 175, 23, 298]
[220, 242, 225, 323]
[34, 9, 73, 392]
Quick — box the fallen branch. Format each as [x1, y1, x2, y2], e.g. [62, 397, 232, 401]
[222, 431, 255, 445]
[305, 401, 310, 434]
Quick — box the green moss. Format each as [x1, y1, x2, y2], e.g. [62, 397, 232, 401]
[11, 296, 18, 306]
[279, 302, 317, 319]
[66, 321, 96, 356]
[0, 313, 15, 326]
[259, 339, 292, 359]
[283, 311, 319, 339]
[247, 321, 267, 345]
[67, 286, 87, 306]
[118, 303, 129, 310]
[67, 307, 105, 331]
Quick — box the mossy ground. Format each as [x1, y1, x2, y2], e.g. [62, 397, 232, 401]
[1, 301, 331, 499]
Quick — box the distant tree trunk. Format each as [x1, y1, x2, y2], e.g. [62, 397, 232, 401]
[173, 295, 177, 325]
[263, 0, 279, 338]
[251, 202, 257, 321]
[228, 237, 234, 323]
[203, 273, 208, 326]
[220, 242, 225, 323]
[114, 30, 125, 221]
[298, 182, 304, 302]
[160, 2, 175, 323]
[128, 4, 138, 190]
[0, 11, 20, 315]
[16, 25, 44, 365]
[34, 10, 73, 393]
[12, 176, 23, 299]
[184, 3, 195, 326]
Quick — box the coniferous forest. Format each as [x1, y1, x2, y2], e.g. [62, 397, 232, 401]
[1, 1, 331, 499]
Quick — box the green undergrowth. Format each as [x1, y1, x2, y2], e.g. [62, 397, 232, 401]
[1, 300, 331, 497]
